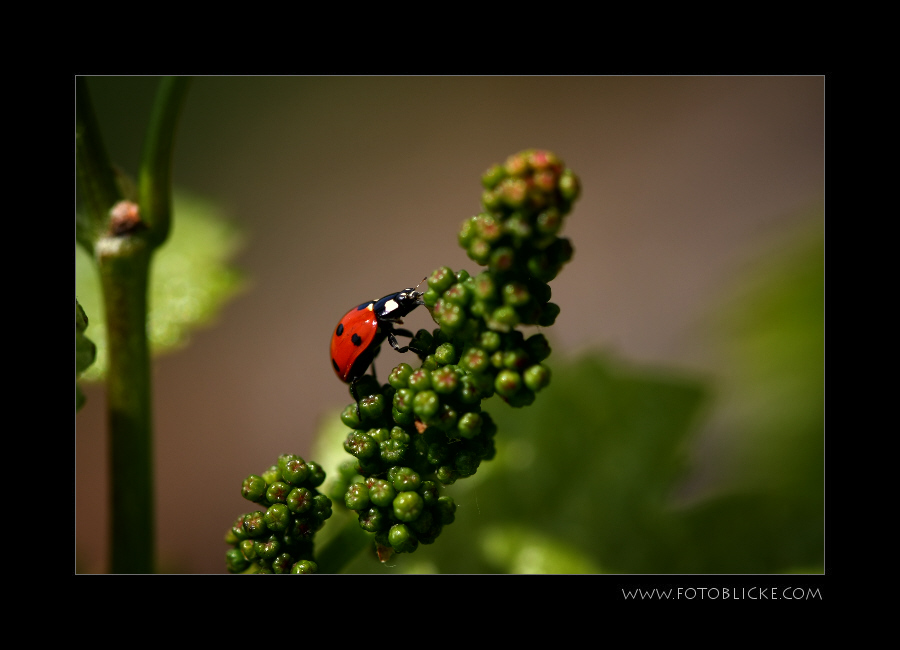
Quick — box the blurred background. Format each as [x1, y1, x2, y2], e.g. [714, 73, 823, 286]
[75, 76, 824, 574]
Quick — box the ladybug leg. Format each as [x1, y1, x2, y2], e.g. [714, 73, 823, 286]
[350, 378, 360, 401]
[387, 328, 415, 353]
[350, 378, 362, 419]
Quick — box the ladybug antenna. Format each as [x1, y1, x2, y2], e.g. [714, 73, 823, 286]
[414, 277, 427, 294]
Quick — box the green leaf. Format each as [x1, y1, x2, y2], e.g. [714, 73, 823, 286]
[480, 525, 603, 574]
[707, 208, 824, 499]
[472, 356, 708, 574]
[671, 206, 824, 573]
[75, 191, 245, 381]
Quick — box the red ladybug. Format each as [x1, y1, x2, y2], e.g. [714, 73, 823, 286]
[331, 285, 425, 383]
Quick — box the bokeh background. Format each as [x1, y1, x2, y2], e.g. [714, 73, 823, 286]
[75, 76, 824, 573]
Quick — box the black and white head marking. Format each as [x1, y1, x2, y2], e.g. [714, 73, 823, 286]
[381, 297, 401, 316]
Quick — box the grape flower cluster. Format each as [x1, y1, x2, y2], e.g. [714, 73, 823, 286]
[225, 454, 332, 574]
[336, 149, 580, 560]
[75, 299, 96, 411]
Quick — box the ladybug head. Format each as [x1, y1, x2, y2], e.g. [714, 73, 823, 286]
[381, 288, 423, 317]
[400, 277, 428, 308]
[374, 279, 426, 321]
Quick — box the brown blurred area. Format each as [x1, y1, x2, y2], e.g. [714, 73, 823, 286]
[75, 76, 824, 573]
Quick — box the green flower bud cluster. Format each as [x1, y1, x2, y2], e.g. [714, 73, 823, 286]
[458, 148, 577, 287]
[224, 454, 331, 574]
[422, 270, 555, 408]
[338, 370, 481, 556]
[346, 467, 459, 556]
[75, 300, 96, 411]
[339, 150, 580, 561]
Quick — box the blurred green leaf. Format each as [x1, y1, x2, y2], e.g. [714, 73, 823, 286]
[708, 208, 824, 499]
[480, 525, 603, 574]
[672, 206, 824, 573]
[75, 191, 245, 381]
[472, 356, 708, 574]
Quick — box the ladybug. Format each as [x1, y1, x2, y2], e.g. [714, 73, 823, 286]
[330, 284, 426, 384]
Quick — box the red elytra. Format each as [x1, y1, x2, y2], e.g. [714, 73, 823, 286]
[330, 286, 425, 384]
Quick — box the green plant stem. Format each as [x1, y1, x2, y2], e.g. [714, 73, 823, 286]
[75, 76, 191, 573]
[138, 76, 191, 246]
[315, 517, 374, 573]
[75, 77, 122, 251]
[97, 234, 154, 573]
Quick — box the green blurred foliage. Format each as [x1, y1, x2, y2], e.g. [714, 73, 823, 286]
[75, 192, 245, 381]
[708, 207, 824, 502]
[315, 206, 824, 574]
[674, 207, 824, 573]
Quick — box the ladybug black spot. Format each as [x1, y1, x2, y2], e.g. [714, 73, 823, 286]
[332, 358, 340, 373]
[336, 323, 344, 336]
[351, 333, 363, 346]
